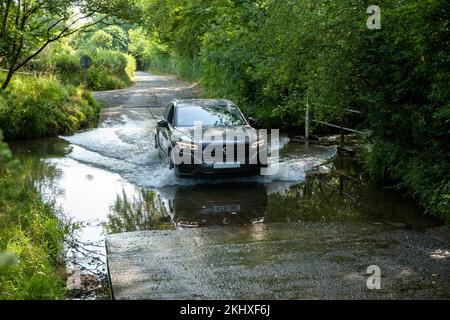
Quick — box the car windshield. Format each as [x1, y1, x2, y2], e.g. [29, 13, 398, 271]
[176, 105, 246, 127]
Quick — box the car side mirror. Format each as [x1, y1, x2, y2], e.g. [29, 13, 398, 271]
[248, 117, 258, 126]
[157, 119, 169, 128]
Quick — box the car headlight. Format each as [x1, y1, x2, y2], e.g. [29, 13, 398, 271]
[176, 141, 199, 150]
[251, 140, 265, 149]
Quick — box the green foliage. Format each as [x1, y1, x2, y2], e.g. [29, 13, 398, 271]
[0, 73, 101, 140]
[86, 50, 136, 90]
[72, 24, 136, 90]
[128, 28, 159, 70]
[25, 39, 137, 91]
[104, 26, 130, 51]
[52, 52, 84, 85]
[89, 30, 114, 49]
[133, 0, 449, 221]
[359, 0, 450, 222]
[0, 1, 447, 222]
[0, 0, 134, 89]
[135, 1, 347, 127]
[0, 131, 66, 299]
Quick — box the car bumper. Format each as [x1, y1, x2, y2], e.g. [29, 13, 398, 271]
[175, 163, 264, 178]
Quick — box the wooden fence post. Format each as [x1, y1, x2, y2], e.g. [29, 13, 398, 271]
[305, 102, 310, 144]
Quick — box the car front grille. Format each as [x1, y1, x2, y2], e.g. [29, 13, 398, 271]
[202, 143, 251, 164]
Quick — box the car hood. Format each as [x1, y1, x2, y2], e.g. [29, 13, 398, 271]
[172, 125, 259, 144]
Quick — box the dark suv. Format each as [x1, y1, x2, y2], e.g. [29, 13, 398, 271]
[155, 99, 267, 177]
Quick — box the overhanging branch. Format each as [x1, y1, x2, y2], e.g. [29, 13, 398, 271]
[13, 15, 109, 72]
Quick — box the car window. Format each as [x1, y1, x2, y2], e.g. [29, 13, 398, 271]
[176, 105, 246, 127]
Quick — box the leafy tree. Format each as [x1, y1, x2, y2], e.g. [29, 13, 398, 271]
[131, 0, 449, 220]
[0, 0, 132, 89]
[104, 25, 129, 51]
[359, 0, 450, 220]
[128, 28, 153, 68]
[89, 30, 113, 49]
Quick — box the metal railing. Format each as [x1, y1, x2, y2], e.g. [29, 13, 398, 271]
[305, 103, 369, 148]
[0, 68, 35, 75]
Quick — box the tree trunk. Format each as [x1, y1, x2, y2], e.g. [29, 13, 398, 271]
[1, 66, 14, 90]
[1, 45, 19, 90]
[1, 0, 13, 38]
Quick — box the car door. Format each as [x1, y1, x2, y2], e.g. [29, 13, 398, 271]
[158, 103, 175, 158]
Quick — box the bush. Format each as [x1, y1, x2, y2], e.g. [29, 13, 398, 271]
[25, 40, 137, 91]
[48, 48, 137, 91]
[128, 28, 154, 70]
[51, 53, 83, 85]
[0, 131, 67, 299]
[360, 0, 450, 222]
[86, 49, 136, 90]
[104, 26, 129, 52]
[88, 30, 113, 50]
[0, 73, 101, 140]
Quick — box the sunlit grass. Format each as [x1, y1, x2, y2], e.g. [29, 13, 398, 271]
[0, 73, 101, 140]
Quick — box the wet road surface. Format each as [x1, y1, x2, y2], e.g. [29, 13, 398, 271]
[9, 71, 450, 299]
[107, 223, 449, 300]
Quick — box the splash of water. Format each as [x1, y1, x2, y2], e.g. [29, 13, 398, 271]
[61, 115, 336, 189]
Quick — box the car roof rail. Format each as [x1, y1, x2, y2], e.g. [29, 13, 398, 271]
[173, 99, 236, 107]
[223, 100, 235, 107]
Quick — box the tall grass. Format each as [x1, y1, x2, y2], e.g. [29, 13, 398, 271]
[30, 48, 137, 91]
[86, 50, 136, 90]
[0, 131, 67, 299]
[0, 73, 101, 140]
